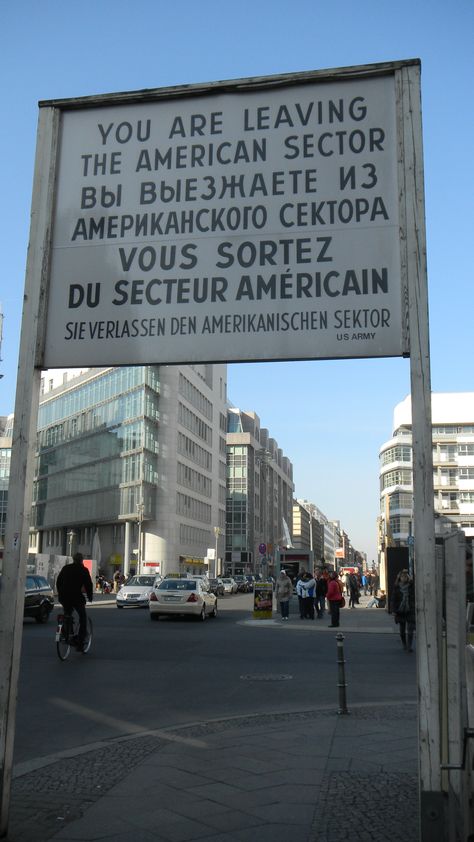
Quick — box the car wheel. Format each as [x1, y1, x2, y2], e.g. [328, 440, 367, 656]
[198, 605, 206, 621]
[117, 604, 124, 609]
[35, 604, 50, 624]
[211, 602, 218, 618]
[150, 613, 160, 621]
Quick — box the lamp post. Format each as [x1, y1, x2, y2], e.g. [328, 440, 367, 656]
[307, 504, 315, 558]
[256, 449, 272, 576]
[67, 529, 75, 558]
[137, 502, 144, 575]
[213, 526, 222, 578]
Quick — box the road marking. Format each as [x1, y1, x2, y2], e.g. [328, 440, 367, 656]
[49, 698, 208, 747]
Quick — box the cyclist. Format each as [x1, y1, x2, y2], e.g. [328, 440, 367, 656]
[56, 552, 93, 651]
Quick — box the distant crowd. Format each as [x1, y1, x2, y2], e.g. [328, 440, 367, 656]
[275, 567, 385, 628]
[95, 569, 132, 594]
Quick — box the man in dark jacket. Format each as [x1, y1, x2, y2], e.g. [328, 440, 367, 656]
[315, 569, 328, 618]
[56, 553, 93, 650]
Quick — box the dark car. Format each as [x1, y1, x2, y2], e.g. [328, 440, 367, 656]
[209, 577, 225, 596]
[24, 575, 55, 623]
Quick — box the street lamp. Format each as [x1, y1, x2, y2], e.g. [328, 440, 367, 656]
[255, 449, 272, 575]
[213, 526, 222, 578]
[307, 503, 316, 565]
[137, 502, 144, 575]
[67, 530, 75, 558]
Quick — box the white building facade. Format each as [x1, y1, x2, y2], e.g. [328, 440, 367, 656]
[226, 408, 294, 576]
[379, 393, 474, 550]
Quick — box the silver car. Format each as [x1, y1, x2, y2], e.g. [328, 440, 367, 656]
[149, 578, 217, 621]
[116, 575, 161, 608]
[221, 577, 238, 594]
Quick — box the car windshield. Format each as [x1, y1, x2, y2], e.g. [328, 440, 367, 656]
[158, 580, 197, 591]
[222, 579, 232, 583]
[126, 576, 155, 586]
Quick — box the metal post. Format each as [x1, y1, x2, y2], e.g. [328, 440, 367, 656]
[137, 503, 144, 575]
[123, 521, 131, 578]
[336, 632, 349, 715]
[213, 526, 221, 578]
[67, 529, 75, 558]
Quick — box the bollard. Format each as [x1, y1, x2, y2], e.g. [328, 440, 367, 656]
[336, 632, 350, 715]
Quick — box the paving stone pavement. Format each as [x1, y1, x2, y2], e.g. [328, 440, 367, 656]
[7, 703, 418, 842]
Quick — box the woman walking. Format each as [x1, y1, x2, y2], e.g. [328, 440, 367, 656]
[390, 569, 416, 652]
[275, 569, 293, 620]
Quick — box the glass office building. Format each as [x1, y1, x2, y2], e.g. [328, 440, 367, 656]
[0, 415, 13, 566]
[31, 364, 227, 578]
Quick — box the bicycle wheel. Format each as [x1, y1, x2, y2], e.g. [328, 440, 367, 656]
[82, 616, 93, 654]
[56, 617, 71, 661]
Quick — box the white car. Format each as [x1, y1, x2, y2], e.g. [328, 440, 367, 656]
[116, 575, 161, 608]
[149, 578, 218, 621]
[221, 577, 238, 594]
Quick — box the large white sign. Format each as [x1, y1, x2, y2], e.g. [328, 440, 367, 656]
[43, 69, 409, 366]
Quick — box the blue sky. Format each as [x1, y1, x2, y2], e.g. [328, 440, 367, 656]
[1, 1, 473, 563]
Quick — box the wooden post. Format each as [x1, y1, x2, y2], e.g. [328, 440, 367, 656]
[399, 64, 445, 838]
[0, 106, 57, 838]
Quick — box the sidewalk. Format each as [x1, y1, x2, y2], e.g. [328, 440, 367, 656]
[8, 601, 419, 842]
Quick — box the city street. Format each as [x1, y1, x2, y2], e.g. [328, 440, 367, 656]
[15, 594, 416, 768]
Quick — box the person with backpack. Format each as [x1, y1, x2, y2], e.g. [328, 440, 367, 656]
[302, 572, 316, 619]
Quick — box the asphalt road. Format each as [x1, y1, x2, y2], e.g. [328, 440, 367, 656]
[14, 593, 416, 767]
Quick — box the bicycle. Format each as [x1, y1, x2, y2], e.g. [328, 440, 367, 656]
[56, 611, 93, 660]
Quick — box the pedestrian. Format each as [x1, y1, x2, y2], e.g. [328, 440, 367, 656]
[113, 569, 122, 593]
[296, 572, 306, 618]
[296, 570, 306, 620]
[315, 569, 328, 618]
[348, 572, 359, 608]
[367, 590, 386, 608]
[361, 572, 368, 595]
[327, 571, 344, 627]
[344, 572, 351, 597]
[302, 572, 316, 619]
[390, 569, 416, 652]
[275, 569, 293, 620]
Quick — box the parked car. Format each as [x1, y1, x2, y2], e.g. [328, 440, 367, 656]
[24, 575, 55, 623]
[209, 577, 225, 596]
[191, 574, 210, 590]
[149, 578, 218, 621]
[232, 575, 250, 593]
[116, 575, 160, 608]
[221, 577, 238, 594]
